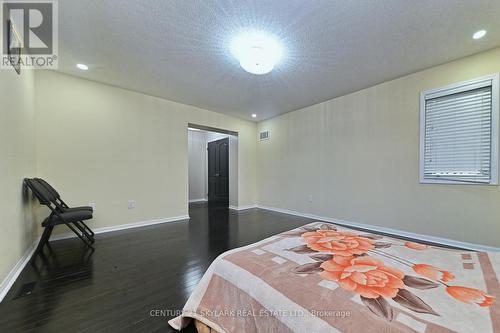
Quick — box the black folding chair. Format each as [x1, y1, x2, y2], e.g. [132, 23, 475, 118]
[34, 178, 95, 241]
[24, 178, 95, 260]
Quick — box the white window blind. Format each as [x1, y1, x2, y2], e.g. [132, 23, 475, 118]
[420, 74, 499, 185]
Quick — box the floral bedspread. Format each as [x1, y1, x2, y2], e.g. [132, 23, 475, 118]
[169, 222, 500, 333]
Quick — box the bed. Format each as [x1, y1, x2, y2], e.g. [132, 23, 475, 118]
[169, 222, 500, 333]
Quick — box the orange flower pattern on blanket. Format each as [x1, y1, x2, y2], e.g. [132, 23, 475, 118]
[302, 230, 374, 256]
[413, 264, 455, 282]
[446, 286, 495, 307]
[404, 241, 429, 250]
[288, 224, 495, 319]
[320, 255, 404, 298]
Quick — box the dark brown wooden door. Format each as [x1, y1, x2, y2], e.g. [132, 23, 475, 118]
[208, 138, 229, 204]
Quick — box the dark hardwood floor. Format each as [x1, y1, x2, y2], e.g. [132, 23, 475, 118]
[0, 203, 311, 333]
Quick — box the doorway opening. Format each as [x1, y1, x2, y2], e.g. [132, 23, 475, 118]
[187, 124, 238, 208]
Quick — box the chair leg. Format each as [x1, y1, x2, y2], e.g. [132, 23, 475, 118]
[31, 225, 54, 262]
[80, 221, 95, 237]
[66, 223, 94, 250]
[73, 221, 95, 243]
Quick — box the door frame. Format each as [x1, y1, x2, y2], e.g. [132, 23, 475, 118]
[187, 123, 239, 209]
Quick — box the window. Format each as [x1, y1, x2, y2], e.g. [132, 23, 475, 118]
[420, 74, 499, 185]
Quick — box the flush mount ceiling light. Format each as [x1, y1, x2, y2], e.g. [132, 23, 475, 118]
[251, 114, 257, 118]
[230, 31, 283, 75]
[473, 30, 487, 40]
[76, 63, 88, 70]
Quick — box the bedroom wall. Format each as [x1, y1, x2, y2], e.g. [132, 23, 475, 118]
[35, 71, 257, 233]
[0, 68, 37, 296]
[228, 135, 239, 208]
[257, 47, 500, 247]
[188, 130, 207, 202]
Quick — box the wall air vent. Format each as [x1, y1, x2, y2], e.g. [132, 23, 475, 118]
[259, 131, 270, 141]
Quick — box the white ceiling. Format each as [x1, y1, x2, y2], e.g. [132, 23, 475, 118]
[57, 0, 500, 121]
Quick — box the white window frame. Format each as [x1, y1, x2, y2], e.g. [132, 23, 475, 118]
[419, 73, 499, 185]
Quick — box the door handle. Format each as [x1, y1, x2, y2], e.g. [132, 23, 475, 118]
[215, 173, 220, 177]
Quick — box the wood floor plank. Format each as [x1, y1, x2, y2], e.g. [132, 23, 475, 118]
[0, 203, 311, 332]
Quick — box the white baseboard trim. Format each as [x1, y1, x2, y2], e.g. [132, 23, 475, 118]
[4, 206, 496, 304]
[51, 215, 191, 241]
[0, 215, 190, 303]
[229, 204, 258, 211]
[0, 238, 39, 303]
[257, 205, 500, 252]
[189, 198, 207, 203]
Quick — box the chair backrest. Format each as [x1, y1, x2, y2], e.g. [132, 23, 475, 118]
[34, 178, 60, 199]
[24, 178, 57, 207]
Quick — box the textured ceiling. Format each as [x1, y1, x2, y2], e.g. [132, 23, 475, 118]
[57, 0, 500, 121]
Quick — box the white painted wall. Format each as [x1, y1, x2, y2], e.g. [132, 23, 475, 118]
[229, 135, 239, 208]
[0, 68, 37, 295]
[188, 130, 207, 202]
[35, 71, 257, 234]
[206, 132, 230, 142]
[257, 47, 500, 247]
